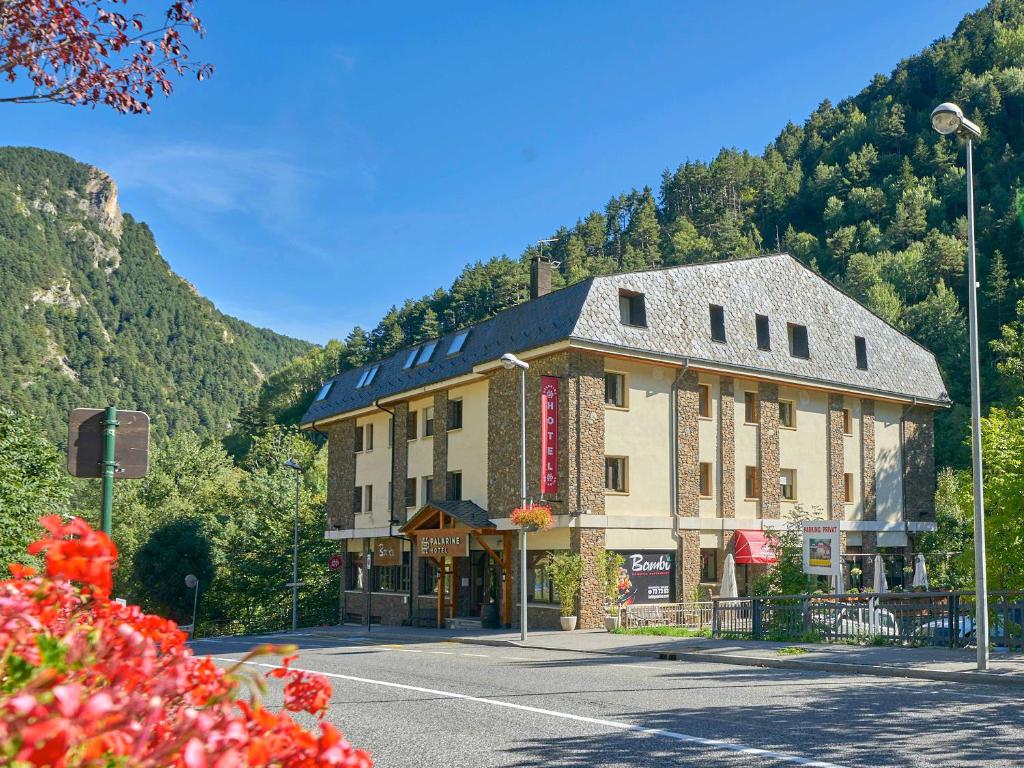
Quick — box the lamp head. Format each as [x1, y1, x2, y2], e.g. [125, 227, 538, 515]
[500, 352, 529, 370]
[185, 574, 198, 589]
[931, 102, 981, 138]
[283, 458, 303, 472]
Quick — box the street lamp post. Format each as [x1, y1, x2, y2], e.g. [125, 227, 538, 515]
[283, 458, 304, 632]
[184, 573, 199, 640]
[501, 352, 530, 642]
[931, 102, 989, 671]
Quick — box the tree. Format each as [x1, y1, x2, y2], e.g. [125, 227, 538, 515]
[133, 516, 215, 621]
[0, 0, 212, 113]
[0, 406, 71, 567]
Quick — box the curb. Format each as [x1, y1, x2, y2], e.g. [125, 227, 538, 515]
[309, 628, 1024, 687]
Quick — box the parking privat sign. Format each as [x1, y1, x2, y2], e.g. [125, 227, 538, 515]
[802, 521, 841, 576]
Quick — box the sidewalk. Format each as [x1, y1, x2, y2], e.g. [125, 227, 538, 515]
[308, 623, 1024, 687]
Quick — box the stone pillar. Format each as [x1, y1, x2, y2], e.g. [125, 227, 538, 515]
[327, 419, 356, 529]
[487, 366, 519, 519]
[392, 403, 409, 520]
[719, 376, 736, 518]
[675, 370, 701, 601]
[571, 526, 606, 629]
[432, 390, 449, 501]
[903, 407, 935, 522]
[827, 394, 846, 522]
[757, 382, 780, 519]
[861, 400, 877, 586]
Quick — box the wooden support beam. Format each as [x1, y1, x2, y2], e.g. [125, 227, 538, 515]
[474, 533, 504, 569]
[436, 557, 444, 628]
[450, 557, 458, 619]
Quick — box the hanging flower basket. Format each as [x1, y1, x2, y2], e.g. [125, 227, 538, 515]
[511, 505, 553, 532]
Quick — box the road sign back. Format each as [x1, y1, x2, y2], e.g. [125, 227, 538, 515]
[67, 408, 150, 479]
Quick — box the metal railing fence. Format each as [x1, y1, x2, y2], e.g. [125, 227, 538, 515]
[710, 591, 1024, 649]
[621, 601, 713, 629]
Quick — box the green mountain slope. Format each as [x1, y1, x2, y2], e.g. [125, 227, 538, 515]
[0, 147, 311, 443]
[250, 0, 1024, 470]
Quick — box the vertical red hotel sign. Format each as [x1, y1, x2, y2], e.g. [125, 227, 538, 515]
[540, 376, 560, 495]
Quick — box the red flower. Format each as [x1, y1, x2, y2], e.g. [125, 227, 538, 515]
[0, 516, 373, 767]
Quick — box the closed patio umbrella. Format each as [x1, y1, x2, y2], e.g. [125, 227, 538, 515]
[720, 553, 738, 599]
[911, 553, 929, 590]
[873, 554, 888, 593]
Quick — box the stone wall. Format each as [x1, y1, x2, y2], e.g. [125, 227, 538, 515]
[860, 399, 878, 584]
[326, 419, 356, 529]
[432, 391, 449, 501]
[391, 403, 409, 520]
[342, 591, 408, 626]
[487, 349, 605, 518]
[903, 406, 935, 522]
[675, 369, 701, 601]
[719, 376, 736, 518]
[571, 526, 606, 629]
[676, 530, 701, 603]
[828, 394, 846, 522]
[757, 382, 781, 519]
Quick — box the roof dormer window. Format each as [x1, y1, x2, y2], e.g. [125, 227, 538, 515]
[415, 340, 438, 365]
[314, 381, 334, 401]
[709, 304, 726, 343]
[618, 290, 646, 327]
[755, 314, 771, 351]
[787, 323, 810, 359]
[356, 364, 380, 388]
[855, 336, 868, 370]
[403, 348, 419, 369]
[448, 329, 470, 355]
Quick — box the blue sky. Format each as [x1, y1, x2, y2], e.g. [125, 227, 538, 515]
[2, 1, 983, 344]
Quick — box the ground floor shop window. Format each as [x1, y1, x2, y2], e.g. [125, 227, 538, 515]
[373, 552, 411, 592]
[700, 549, 718, 582]
[344, 556, 362, 591]
[419, 558, 437, 595]
[528, 552, 555, 603]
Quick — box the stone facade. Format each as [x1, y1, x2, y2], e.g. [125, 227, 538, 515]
[903, 406, 935, 522]
[326, 419, 356, 529]
[675, 369, 701, 601]
[676, 530, 701, 603]
[432, 391, 449, 501]
[860, 399, 878, 584]
[391, 403, 409, 519]
[757, 382, 781, 518]
[342, 590, 408, 626]
[828, 394, 846, 522]
[719, 376, 736, 518]
[571, 526, 606, 629]
[488, 349, 605, 518]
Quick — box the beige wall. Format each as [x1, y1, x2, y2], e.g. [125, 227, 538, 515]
[844, 396, 864, 519]
[778, 385, 828, 518]
[734, 377, 761, 518]
[875, 401, 907, 547]
[406, 396, 434, 507]
[603, 359, 672, 517]
[354, 411, 392, 530]
[447, 380, 489, 508]
[606, 528, 677, 550]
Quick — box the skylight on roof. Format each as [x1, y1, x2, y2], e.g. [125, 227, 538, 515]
[314, 381, 334, 401]
[448, 329, 470, 355]
[356, 369, 370, 388]
[364, 364, 380, 385]
[416, 340, 438, 365]
[404, 348, 420, 369]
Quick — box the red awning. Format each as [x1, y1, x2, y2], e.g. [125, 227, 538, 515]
[734, 530, 777, 565]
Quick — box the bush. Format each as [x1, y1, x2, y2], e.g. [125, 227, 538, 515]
[540, 551, 583, 617]
[0, 515, 372, 767]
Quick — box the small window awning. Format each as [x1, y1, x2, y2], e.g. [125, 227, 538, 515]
[734, 530, 776, 565]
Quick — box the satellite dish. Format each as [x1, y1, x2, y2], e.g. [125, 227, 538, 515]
[185, 574, 198, 589]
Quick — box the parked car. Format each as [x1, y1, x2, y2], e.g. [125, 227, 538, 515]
[815, 602, 899, 638]
[913, 616, 974, 646]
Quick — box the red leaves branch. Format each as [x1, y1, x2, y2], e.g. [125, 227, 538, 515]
[0, 516, 372, 767]
[0, 0, 212, 113]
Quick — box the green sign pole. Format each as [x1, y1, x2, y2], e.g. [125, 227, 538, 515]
[100, 405, 118, 536]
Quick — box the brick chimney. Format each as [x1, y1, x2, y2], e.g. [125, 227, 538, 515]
[530, 255, 551, 299]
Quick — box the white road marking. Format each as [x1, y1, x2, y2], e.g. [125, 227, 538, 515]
[461, 653, 489, 658]
[427, 650, 454, 655]
[213, 657, 848, 768]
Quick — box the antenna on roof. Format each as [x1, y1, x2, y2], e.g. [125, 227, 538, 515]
[775, 226, 782, 254]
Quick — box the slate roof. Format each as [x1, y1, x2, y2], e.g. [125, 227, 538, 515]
[401, 500, 495, 531]
[301, 254, 949, 426]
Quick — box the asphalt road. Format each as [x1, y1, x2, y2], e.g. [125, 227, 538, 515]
[194, 633, 1024, 768]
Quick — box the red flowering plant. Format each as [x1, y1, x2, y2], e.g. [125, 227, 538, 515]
[510, 505, 553, 532]
[0, 515, 372, 767]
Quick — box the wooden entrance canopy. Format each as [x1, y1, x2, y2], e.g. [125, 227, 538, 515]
[401, 500, 512, 628]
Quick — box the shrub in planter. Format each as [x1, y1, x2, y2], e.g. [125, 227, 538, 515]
[0, 516, 372, 767]
[540, 551, 583, 619]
